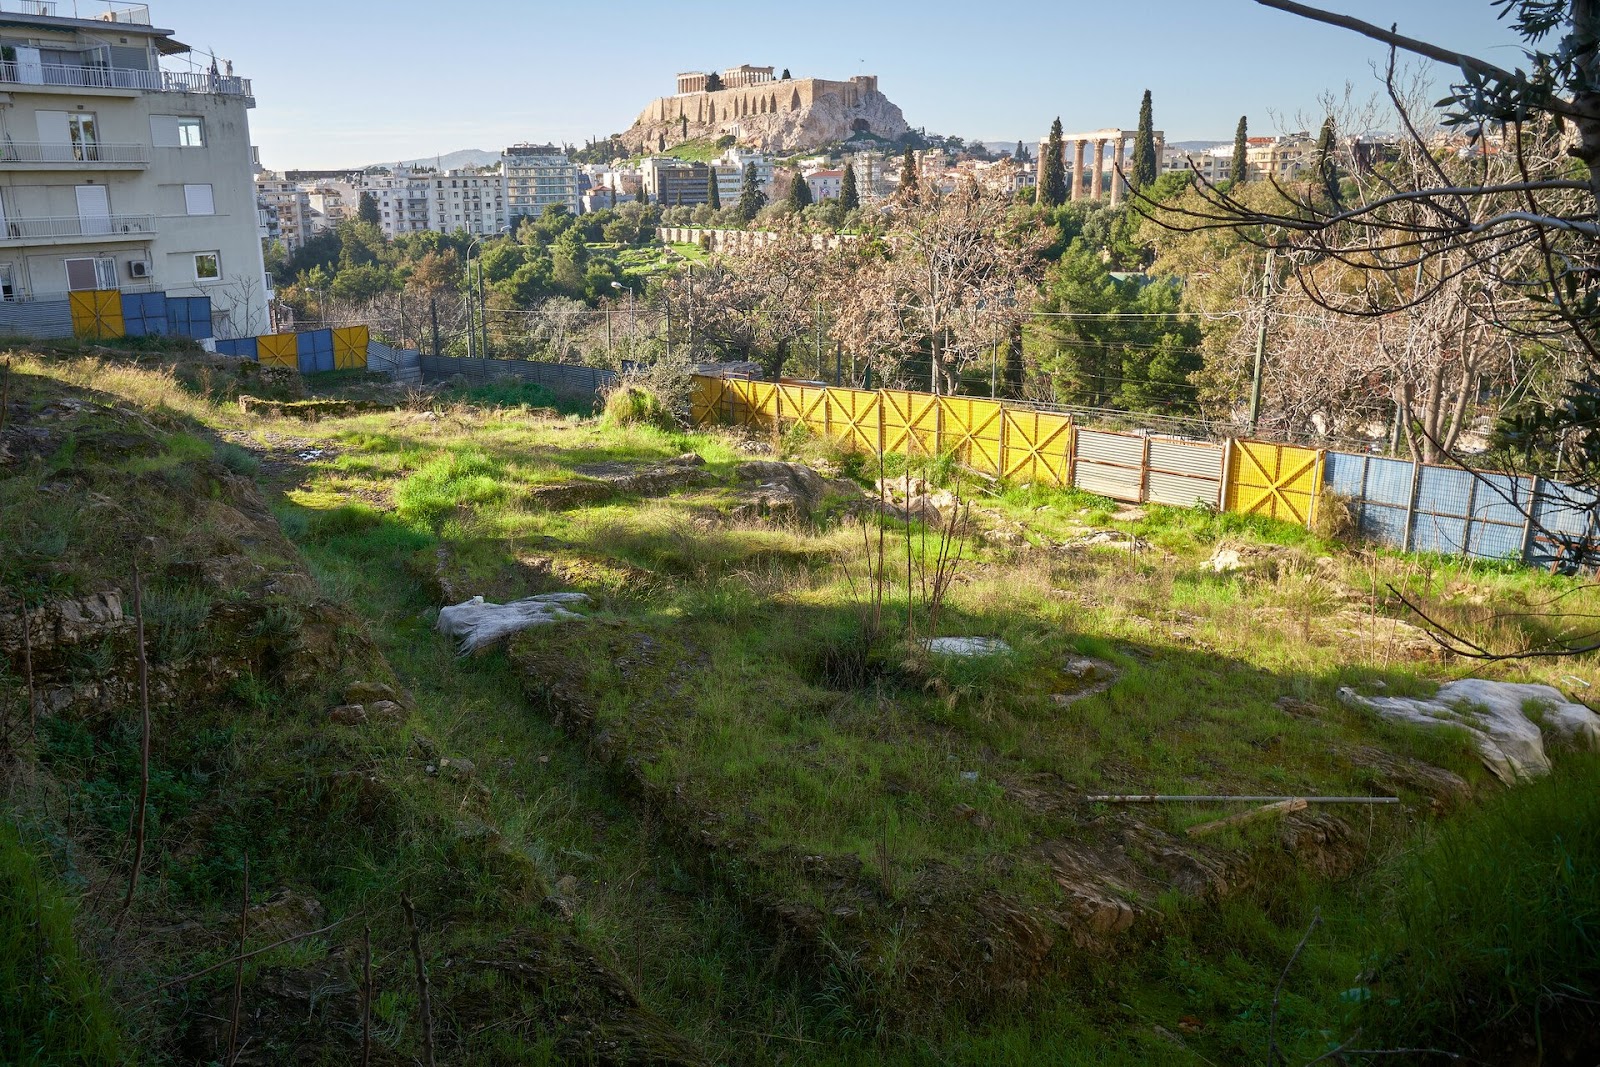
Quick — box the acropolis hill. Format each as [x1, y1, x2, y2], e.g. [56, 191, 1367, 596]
[622, 64, 910, 154]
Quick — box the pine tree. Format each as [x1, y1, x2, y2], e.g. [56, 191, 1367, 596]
[901, 145, 920, 204]
[707, 165, 721, 210]
[840, 162, 860, 210]
[1231, 116, 1249, 186]
[1131, 89, 1157, 191]
[1314, 115, 1340, 205]
[788, 169, 813, 210]
[705, 72, 723, 92]
[738, 162, 765, 222]
[781, 68, 791, 80]
[1038, 117, 1067, 207]
[357, 191, 381, 227]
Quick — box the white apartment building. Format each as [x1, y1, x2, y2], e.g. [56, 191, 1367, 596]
[427, 167, 506, 235]
[502, 143, 580, 219]
[712, 147, 772, 205]
[0, 1, 267, 336]
[361, 166, 432, 238]
[255, 175, 310, 252]
[304, 181, 355, 234]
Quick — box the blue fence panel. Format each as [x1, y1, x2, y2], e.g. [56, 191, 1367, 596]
[1528, 479, 1598, 570]
[165, 295, 213, 339]
[1325, 452, 1412, 550]
[296, 328, 334, 373]
[1411, 466, 1477, 556]
[119, 291, 168, 337]
[1465, 472, 1531, 561]
[214, 336, 258, 359]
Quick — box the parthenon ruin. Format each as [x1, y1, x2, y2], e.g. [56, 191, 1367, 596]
[1035, 127, 1166, 205]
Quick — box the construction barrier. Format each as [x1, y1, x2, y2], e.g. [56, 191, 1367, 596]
[69, 289, 124, 340]
[1225, 440, 1324, 526]
[214, 325, 369, 373]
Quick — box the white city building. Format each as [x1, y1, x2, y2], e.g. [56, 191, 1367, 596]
[0, 1, 268, 336]
[426, 167, 506, 236]
[503, 143, 580, 220]
[361, 166, 433, 238]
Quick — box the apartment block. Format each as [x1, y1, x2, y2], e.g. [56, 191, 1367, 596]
[360, 166, 433, 238]
[255, 175, 310, 252]
[0, 1, 268, 336]
[427, 167, 506, 236]
[503, 143, 579, 220]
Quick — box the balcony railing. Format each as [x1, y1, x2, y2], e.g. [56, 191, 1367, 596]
[0, 1, 152, 22]
[0, 141, 148, 165]
[0, 214, 155, 240]
[0, 62, 251, 97]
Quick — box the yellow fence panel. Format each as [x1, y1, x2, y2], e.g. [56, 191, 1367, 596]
[257, 333, 299, 369]
[776, 382, 807, 429]
[793, 385, 829, 434]
[882, 389, 941, 456]
[691, 375, 724, 427]
[1225, 440, 1324, 526]
[938, 397, 1004, 475]
[825, 388, 882, 453]
[1001, 408, 1073, 487]
[69, 289, 124, 339]
[726, 378, 763, 428]
[745, 380, 778, 430]
[332, 325, 370, 369]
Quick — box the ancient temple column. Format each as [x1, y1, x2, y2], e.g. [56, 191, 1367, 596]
[1091, 139, 1106, 200]
[1036, 139, 1048, 197]
[1071, 139, 1086, 201]
[1110, 137, 1127, 206]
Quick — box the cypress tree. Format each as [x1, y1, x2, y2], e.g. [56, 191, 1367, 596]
[1314, 115, 1340, 205]
[840, 162, 860, 210]
[707, 165, 721, 210]
[788, 168, 813, 210]
[1131, 89, 1157, 191]
[1014, 140, 1027, 164]
[1231, 116, 1249, 186]
[738, 162, 765, 222]
[1038, 117, 1066, 207]
[705, 72, 723, 92]
[901, 145, 920, 204]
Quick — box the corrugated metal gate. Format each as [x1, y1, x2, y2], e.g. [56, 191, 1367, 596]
[1147, 437, 1225, 509]
[1073, 429, 1145, 502]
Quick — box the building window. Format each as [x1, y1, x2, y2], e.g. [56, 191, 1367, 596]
[183, 183, 215, 215]
[194, 252, 220, 282]
[0, 263, 15, 302]
[177, 118, 204, 148]
[66, 257, 117, 291]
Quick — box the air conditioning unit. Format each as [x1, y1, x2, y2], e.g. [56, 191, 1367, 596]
[128, 260, 151, 279]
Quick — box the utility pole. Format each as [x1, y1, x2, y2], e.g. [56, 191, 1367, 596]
[465, 294, 476, 359]
[814, 299, 822, 379]
[1248, 249, 1274, 434]
[477, 261, 489, 359]
[430, 297, 440, 357]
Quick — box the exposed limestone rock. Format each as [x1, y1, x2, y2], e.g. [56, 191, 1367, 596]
[436, 593, 592, 654]
[732, 460, 859, 521]
[1339, 679, 1600, 783]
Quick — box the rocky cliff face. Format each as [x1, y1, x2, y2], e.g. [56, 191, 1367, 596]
[624, 83, 909, 154]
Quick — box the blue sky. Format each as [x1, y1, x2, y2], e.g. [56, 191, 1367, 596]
[141, 0, 1527, 168]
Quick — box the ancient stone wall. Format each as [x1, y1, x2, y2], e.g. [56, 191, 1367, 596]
[626, 76, 906, 154]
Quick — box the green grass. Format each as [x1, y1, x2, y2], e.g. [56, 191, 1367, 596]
[0, 822, 125, 1065]
[8, 349, 1600, 1065]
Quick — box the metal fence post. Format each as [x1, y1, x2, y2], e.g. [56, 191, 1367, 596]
[1520, 475, 1542, 564]
[1401, 458, 1424, 553]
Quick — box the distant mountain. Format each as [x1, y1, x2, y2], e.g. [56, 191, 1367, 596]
[365, 149, 502, 171]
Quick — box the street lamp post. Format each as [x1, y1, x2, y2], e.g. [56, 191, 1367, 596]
[610, 280, 635, 362]
[466, 228, 508, 358]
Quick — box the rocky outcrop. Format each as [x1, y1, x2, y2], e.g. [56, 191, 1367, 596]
[1339, 679, 1600, 783]
[624, 77, 909, 154]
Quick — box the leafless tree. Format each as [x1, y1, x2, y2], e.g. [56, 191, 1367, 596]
[834, 179, 1044, 393]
